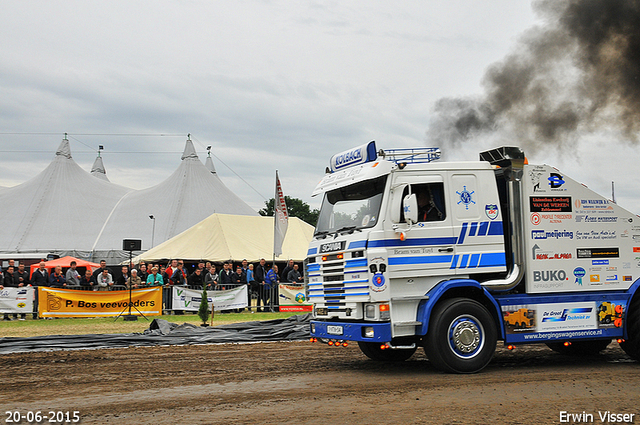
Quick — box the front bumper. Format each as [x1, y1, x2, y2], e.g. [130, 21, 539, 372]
[310, 320, 392, 342]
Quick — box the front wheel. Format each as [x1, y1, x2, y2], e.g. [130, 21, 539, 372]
[424, 298, 497, 373]
[357, 341, 417, 362]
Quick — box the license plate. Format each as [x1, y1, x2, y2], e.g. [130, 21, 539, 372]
[327, 325, 343, 335]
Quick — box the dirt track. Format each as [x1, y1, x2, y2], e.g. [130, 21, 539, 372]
[0, 341, 638, 425]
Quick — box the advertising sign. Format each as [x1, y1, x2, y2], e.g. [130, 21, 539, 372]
[37, 287, 162, 318]
[278, 284, 312, 312]
[0, 287, 34, 314]
[172, 286, 248, 312]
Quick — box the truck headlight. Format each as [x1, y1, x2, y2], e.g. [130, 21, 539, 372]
[365, 304, 375, 319]
[310, 323, 316, 334]
[363, 327, 374, 338]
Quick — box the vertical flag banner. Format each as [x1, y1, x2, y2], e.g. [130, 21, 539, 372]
[274, 170, 289, 257]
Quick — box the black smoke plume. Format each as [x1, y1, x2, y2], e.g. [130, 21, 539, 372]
[427, 0, 640, 153]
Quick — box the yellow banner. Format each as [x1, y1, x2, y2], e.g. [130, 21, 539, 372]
[38, 287, 162, 318]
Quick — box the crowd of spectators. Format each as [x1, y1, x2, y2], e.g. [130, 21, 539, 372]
[0, 257, 305, 319]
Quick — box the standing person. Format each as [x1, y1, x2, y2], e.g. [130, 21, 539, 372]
[254, 258, 268, 312]
[96, 269, 113, 291]
[287, 264, 303, 284]
[79, 270, 94, 289]
[92, 260, 109, 283]
[265, 265, 279, 312]
[65, 261, 80, 286]
[187, 268, 204, 288]
[14, 264, 30, 288]
[49, 266, 66, 288]
[126, 269, 142, 289]
[146, 267, 164, 286]
[13, 264, 30, 320]
[166, 259, 178, 284]
[0, 265, 16, 320]
[138, 263, 148, 283]
[204, 265, 218, 290]
[247, 264, 256, 313]
[218, 261, 232, 290]
[31, 262, 49, 287]
[281, 259, 295, 283]
[171, 262, 186, 286]
[160, 265, 170, 285]
[115, 266, 129, 287]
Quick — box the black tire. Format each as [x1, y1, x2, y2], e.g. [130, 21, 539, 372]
[424, 298, 497, 374]
[357, 341, 417, 362]
[546, 339, 611, 355]
[620, 296, 640, 360]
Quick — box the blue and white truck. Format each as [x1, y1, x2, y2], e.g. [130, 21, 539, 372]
[307, 142, 640, 373]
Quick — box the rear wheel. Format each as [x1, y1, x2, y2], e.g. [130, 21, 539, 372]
[620, 296, 640, 360]
[546, 339, 611, 355]
[424, 298, 497, 374]
[357, 341, 417, 362]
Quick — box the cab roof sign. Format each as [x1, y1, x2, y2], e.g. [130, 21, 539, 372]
[329, 141, 377, 173]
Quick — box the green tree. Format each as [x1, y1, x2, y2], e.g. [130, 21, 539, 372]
[259, 196, 319, 227]
[198, 288, 210, 325]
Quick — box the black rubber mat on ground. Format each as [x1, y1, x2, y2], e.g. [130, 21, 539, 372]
[0, 314, 311, 354]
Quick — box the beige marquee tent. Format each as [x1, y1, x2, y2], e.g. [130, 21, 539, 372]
[132, 213, 314, 263]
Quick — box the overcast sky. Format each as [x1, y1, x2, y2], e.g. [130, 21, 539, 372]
[1, 1, 637, 214]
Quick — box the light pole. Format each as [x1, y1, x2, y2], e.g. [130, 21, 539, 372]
[149, 215, 156, 248]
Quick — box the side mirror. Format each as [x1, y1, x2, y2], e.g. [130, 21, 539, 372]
[403, 194, 418, 225]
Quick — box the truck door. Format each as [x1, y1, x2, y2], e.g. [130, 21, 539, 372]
[383, 175, 456, 279]
[448, 171, 507, 276]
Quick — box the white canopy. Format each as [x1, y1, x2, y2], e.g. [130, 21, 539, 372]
[132, 213, 314, 263]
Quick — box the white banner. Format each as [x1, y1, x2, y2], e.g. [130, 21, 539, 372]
[0, 287, 34, 314]
[274, 170, 288, 257]
[278, 283, 312, 312]
[172, 286, 248, 311]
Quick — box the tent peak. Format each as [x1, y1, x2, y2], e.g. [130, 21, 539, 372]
[90, 155, 109, 181]
[55, 136, 72, 159]
[204, 155, 217, 174]
[181, 137, 199, 160]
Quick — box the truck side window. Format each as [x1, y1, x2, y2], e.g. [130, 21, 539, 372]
[401, 183, 446, 222]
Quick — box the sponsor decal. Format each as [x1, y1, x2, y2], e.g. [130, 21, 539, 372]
[592, 260, 609, 265]
[576, 199, 613, 211]
[573, 267, 586, 285]
[605, 275, 618, 282]
[456, 186, 475, 210]
[548, 173, 565, 189]
[529, 197, 572, 213]
[371, 273, 386, 292]
[530, 169, 545, 192]
[532, 230, 574, 240]
[575, 215, 619, 223]
[634, 247, 640, 253]
[575, 230, 617, 241]
[623, 276, 633, 281]
[531, 212, 541, 225]
[541, 307, 592, 323]
[590, 275, 600, 283]
[533, 270, 568, 282]
[577, 248, 620, 259]
[532, 244, 572, 260]
[485, 204, 498, 220]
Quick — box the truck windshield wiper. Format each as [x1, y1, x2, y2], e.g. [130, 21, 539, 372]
[314, 230, 330, 239]
[333, 226, 360, 236]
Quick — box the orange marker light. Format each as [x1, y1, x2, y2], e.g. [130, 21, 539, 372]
[337, 253, 344, 260]
[507, 345, 516, 350]
[617, 338, 625, 344]
[322, 256, 328, 261]
[379, 304, 390, 312]
[328, 341, 334, 346]
[563, 341, 571, 347]
[342, 342, 348, 347]
[399, 232, 406, 241]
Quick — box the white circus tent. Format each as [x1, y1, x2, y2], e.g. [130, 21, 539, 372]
[91, 139, 258, 254]
[0, 136, 260, 263]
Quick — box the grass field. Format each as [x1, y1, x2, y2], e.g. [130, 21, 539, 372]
[0, 311, 301, 338]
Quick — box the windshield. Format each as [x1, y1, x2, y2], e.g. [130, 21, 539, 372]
[315, 175, 387, 235]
